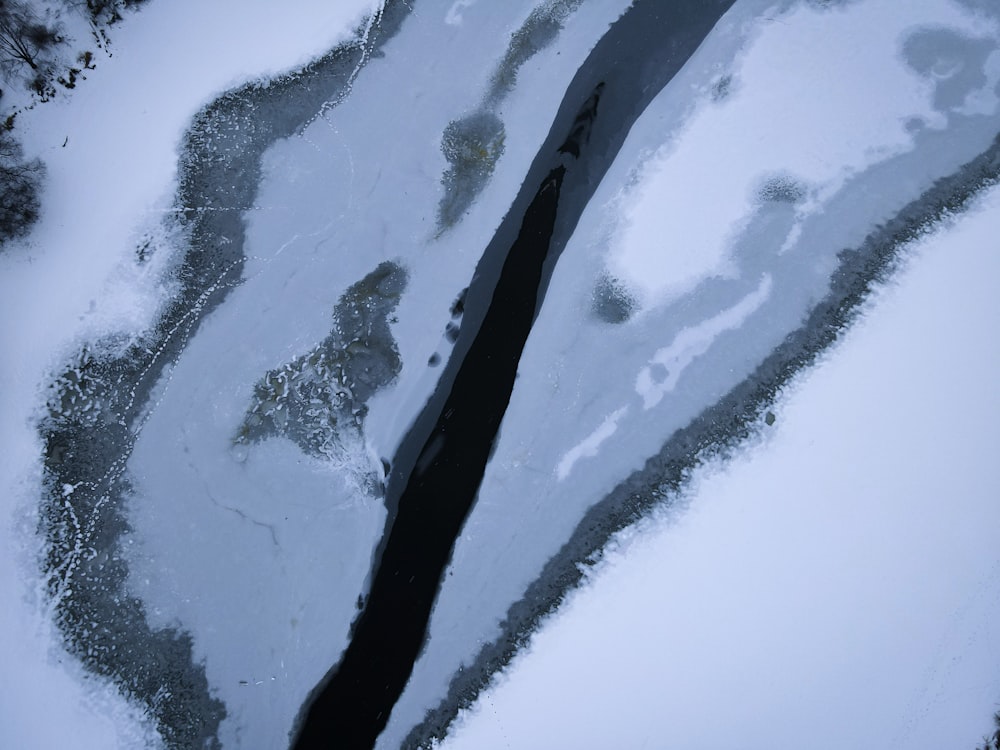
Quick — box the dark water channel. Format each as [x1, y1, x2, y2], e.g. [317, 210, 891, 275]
[35, 0, 1000, 747]
[292, 2, 737, 747]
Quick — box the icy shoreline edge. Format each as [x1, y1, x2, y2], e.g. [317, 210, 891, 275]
[36, 4, 411, 746]
[405, 130, 1000, 749]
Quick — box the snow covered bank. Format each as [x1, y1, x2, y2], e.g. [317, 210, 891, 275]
[438, 177, 1000, 750]
[0, 1, 377, 748]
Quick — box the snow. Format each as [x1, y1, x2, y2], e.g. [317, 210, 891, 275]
[555, 406, 629, 482]
[445, 0, 479, 26]
[0, 1, 378, 748]
[603, 0, 995, 312]
[438, 170, 1000, 750]
[2, 0, 999, 747]
[634, 272, 772, 410]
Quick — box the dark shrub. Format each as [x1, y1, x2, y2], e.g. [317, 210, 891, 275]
[0, 128, 43, 245]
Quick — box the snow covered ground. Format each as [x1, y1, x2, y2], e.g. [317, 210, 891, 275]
[438, 180, 1000, 750]
[1, 0, 998, 748]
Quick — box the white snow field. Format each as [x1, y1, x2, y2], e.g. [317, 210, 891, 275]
[1, 0, 999, 748]
[438, 179, 1000, 750]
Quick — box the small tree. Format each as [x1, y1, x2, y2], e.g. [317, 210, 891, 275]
[977, 711, 1000, 750]
[0, 0, 62, 76]
[78, 0, 149, 27]
[0, 128, 44, 245]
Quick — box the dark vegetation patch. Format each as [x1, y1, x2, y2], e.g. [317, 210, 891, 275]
[0, 127, 42, 241]
[0, 0, 149, 249]
[235, 261, 407, 480]
[82, 0, 149, 27]
[0, 0, 64, 92]
[435, 0, 585, 234]
[977, 711, 1000, 750]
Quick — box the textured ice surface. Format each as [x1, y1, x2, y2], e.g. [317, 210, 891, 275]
[19, 0, 1000, 747]
[399, 0, 1000, 744]
[437, 178, 1000, 750]
[235, 261, 406, 473]
[117, 1, 633, 747]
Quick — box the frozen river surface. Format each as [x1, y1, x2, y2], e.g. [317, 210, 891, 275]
[20, 0, 1000, 748]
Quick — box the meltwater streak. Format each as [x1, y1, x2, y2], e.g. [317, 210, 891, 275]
[292, 1, 737, 748]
